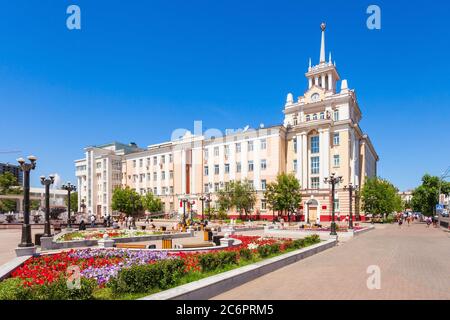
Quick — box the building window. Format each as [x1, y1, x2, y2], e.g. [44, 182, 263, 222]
[139, 159, 143, 167]
[261, 179, 267, 190]
[169, 154, 173, 163]
[261, 199, 267, 210]
[311, 177, 320, 189]
[306, 115, 310, 121]
[161, 155, 165, 163]
[225, 163, 230, 174]
[204, 184, 209, 193]
[333, 109, 340, 121]
[153, 157, 157, 165]
[320, 112, 325, 119]
[333, 155, 340, 167]
[311, 156, 320, 174]
[260, 139, 267, 150]
[132, 160, 136, 168]
[204, 149, 209, 160]
[214, 147, 219, 157]
[313, 113, 318, 120]
[236, 162, 241, 173]
[169, 170, 173, 179]
[235, 143, 241, 153]
[146, 158, 150, 167]
[333, 133, 340, 145]
[293, 160, 297, 173]
[261, 159, 267, 170]
[248, 180, 254, 189]
[161, 171, 166, 180]
[334, 198, 340, 211]
[224, 145, 230, 157]
[169, 186, 174, 194]
[248, 161, 254, 172]
[293, 137, 297, 154]
[214, 165, 219, 175]
[311, 136, 320, 154]
[214, 183, 219, 192]
[248, 141, 254, 152]
[204, 166, 209, 176]
[153, 187, 157, 195]
[153, 172, 157, 181]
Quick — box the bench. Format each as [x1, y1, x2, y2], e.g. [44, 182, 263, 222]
[174, 242, 215, 249]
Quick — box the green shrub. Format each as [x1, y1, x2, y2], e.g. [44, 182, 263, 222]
[303, 234, 320, 246]
[239, 248, 253, 260]
[32, 277, 96, 300]
[257, 245, 272, 258]
[0, 278, 32, 300]
[110, 258, 185, 294]
[292, 239, 305, 249]
[0, 277, 96, 300]
[268, 243, 280, 255]
[199, 251, 238, 272]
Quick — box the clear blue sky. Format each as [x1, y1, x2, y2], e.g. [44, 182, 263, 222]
[0, 0, 449, 190]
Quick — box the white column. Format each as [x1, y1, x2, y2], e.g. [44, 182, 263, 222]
[229, 143, 236, 181]
[320, 75, 325, 89]
[253, 139, 260, 190]
[181, 151, 186, 195]
[219, 145, 225, 185]
[328, 73, 333, 91]
[301, 134, 308, 188]
[314, 76, 319, 87]
[320, 129, 330, 188]
[308, 78, 313, 89]
[296, 135, 302, 183]
[241, 141, 248, 180]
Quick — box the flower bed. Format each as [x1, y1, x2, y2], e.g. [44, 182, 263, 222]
[56, 229, 163, 242]
[0, 235, 321, 300]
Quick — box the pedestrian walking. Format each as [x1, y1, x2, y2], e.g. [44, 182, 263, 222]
[90, 214, 95, 228]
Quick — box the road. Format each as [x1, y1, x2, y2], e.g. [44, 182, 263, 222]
[212, 222, 450, 300]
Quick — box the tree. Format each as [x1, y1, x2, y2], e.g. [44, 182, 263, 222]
[264, 173, 302, 221]
[65, 191, 78, 213]
[111, 187, 143, 217]
[411, 174, 450, 216]
[0, 199, 17, 213]
[0, 172, 21, 195]
[361, 177, 402, 218]
[217, 180, 256, 220]
[30, 200, 40, 211]
[141, 192, 163, 213]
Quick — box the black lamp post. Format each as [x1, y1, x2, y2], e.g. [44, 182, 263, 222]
[181, 198, 188, 226]
[199, 195, 206, 221]
[324, 173, 343, 236]
[344, 183, 358, 230]
[17, 156, 37, 247]
[62, 182, 76, 229]
[40, 175, 55, 237]
[205, 193, 212, 220]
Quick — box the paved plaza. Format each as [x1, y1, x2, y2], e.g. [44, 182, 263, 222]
[212, 222, 450, 300]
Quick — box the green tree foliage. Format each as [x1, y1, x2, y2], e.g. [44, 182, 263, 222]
[30, 200, 40, 211]
[64, 191, 78, 212]
[411, 174, 450, 216]
[111, 187, 143, 217]
[0, 199, 17, 213]
[361, 177, 402, 218]
[141, 192, 163, 213]
[216, 180, 256, 219]
[264, 173, 302, 221]
[0, 172, 21, 195]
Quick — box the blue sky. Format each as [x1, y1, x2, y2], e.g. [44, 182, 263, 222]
[0, 0, 449, 190]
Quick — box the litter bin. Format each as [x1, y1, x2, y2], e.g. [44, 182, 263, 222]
[162, 238, 172, 249]
[212, 235, 223, 246]
[203, 228, 210, 241]
[34, 233, 44, 246]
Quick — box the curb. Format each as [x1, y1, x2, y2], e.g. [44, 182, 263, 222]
[140, 238, 337, 300]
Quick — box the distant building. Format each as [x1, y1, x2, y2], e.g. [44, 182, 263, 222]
[75, 24, 379, 221]
[0, 163, 23, 185]
[399, 191, 413, 203]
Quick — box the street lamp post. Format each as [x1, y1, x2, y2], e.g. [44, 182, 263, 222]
[206, 193, 212, 221]
[61, 182, 76, 230]
[17, 156, 37, 248]
[40, 175, 55, 237]
[344, 183, 358, 230]
[181, 198, 188, 226]
[324, 173, 343, 236]
[199, 195, 206, 221]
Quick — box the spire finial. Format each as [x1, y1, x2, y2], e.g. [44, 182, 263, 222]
[320, 22, 326, 63]
[309, 58, 312, 69]
[329, 52, 332, 63]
